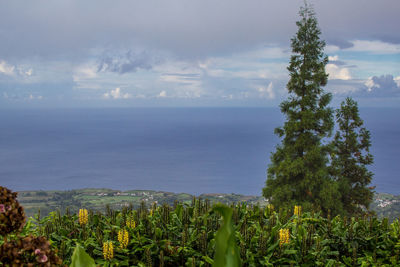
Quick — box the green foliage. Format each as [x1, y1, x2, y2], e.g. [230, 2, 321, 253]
[332, 97, 374, 216]
[70, 244, 96, 267]
[212, 204, 241, 267]
[263, 3, 341, 215]
[11, 199, 400, 266]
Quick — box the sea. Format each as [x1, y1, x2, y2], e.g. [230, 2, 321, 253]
[0, 107, 399, 195]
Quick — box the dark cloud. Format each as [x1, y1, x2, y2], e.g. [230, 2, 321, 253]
[97, 51, 154, 74]
[316, 0, 400, 45]
[327, 59, 357, 68]
[327, 39, 354, 49]
[371, 34, 400, 45]
[0, 0, 398, 62]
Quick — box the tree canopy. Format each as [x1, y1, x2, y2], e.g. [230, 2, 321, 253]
[332, 97, 374, 216]
[263, 3, 342, 215]
[263, 3, 374, 217]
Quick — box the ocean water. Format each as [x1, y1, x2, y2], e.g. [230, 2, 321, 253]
[0, 107, 399, 195]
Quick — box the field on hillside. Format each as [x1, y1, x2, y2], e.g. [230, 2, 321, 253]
[17, 189, 400, 221]
[17, 189, 268, 218]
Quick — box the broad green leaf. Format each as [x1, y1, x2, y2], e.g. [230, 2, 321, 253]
[70, 243, 96, 267]
[202, 255, 214, 265]
[212, 204, 241, 267]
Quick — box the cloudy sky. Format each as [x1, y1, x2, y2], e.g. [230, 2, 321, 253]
[0, 0, 399, 108]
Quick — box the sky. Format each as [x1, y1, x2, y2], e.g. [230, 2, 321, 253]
[0, 0, 399, 108]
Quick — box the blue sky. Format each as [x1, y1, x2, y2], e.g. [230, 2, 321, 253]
[0, 0, 399, 108]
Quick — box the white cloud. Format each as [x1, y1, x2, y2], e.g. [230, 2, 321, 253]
[73, 64, 98, 84]
[156, 60, 205, 98]
[25, 69, 33, 76]
[28, 94, 43, 100]
[135, 94, 147, 99]
[364, 75, 399, 94]
[158, 90, 167, 98]
[257, 82, 275, 99]
[72, 63, 103, 89]
[222, 94, 234, 100]
[328, 55, 339, 61]
[394, 76, 400, 88]
[346, 40, 400, 54]
[159, 73, 203, 98]
[364, 77, 376, 92]
[76, 66, 97, 79]
[16, 66, 33, 77]
[103, 87, 131, 99]
[0, 60, 34, 78]
[0, 60, 15, 76]
[326, 64, 351, 80]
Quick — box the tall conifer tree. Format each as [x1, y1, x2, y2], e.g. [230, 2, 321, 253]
[332, 97, 374, 216]
[262, 3, 342, 215]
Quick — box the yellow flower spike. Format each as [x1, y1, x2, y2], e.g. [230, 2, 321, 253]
[267, 204, 274, 212]
[294, 205, 302, 217]
[109, 242, 114, 259]
[126, 217, 136, 229]
[123, 229, 129, 248]
[103, 241, 114, 260]
[103, 242, 108, 259]
[150, 209, 153, 217]
[279, 228, 290, 247]
[118, 230, 123, 243]
[118, 229, 129, 249]
[78, 209, 88, 226]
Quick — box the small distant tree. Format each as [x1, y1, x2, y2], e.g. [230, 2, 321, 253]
[262, 3, 343, 215]
[331, 97, 374, 216]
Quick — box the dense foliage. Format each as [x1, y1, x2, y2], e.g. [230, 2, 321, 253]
[0, 235, 63, 266]
[332, 97, 374, 216]
[0, 186, 63, 266]
[0, 186, 26, 235]
[263, 4, 340, 215]
[2, 198, 400, 266]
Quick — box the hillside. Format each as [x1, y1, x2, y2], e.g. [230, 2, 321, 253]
[17, 188, 267, 218]
[16, 189, 400, 220]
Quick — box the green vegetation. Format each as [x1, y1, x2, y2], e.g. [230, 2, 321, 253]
[263, 3, 339, 215]
[0, 4, 393, 266]
[212, 204, 241, 267]
[332, 97, 374, 216]
[70, 244, 97, 267]
[263, 4, 373, 217]
[4, 197, 400, 266]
